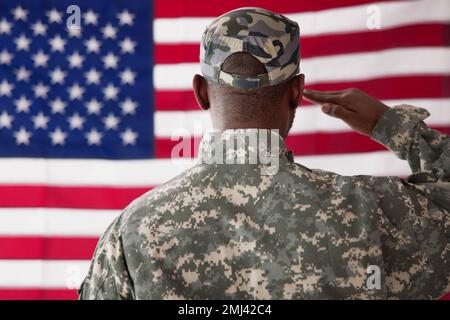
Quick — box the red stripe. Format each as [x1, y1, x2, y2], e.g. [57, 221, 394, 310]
[0, 185, 151, 209]
[155, 24, 450, 63]
[0, 289, 78, 300]
[154, 126, 450, 158]
[155, 75, 450, 111]
[0, 236, 98, 260]
[154, 0, 400, 18]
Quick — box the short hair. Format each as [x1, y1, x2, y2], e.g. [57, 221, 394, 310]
[207, 52, 291, 123]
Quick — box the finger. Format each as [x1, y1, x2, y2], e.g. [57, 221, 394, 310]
[322, 103, 354, 121]
[303, 89, 345, 104]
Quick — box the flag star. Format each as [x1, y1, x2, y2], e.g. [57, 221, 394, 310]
[68, 113, 85, 130]
[120, 128, 138, 145]
[32, 112, 49, 129]
[120, 68, 136, 85]
[117, 10, 134, 26]
[47, 9, 63, 23]
[102, 52, 119, 69]
[102, 24, 117, 39]
[12, 6, 28, 21]
[120, 98, 137, 115]
[83, 10, 98, 25]
[49, 127, 67, 145]
[103, 83, 119, 100]
[68, 83, 84, 100]
[14, 95, 32, 112]
[31, 21, 47, 36]
[49, 35, 66, 52]
[32, 82, 49, 98]
[67, 51, 84, 68]
[15, 67, 31, 82]
[14, 34, 31, 51]
[67, 27, 81, 38]
[49, 67, 67, 84]
[86, 98, 103, 114]
[85, 68, 102, 85]
[0, 80, 14, 96]
[84, 37, 101, 53]
[50, 98, 67, 113]
[0, 18, 12, 34]
[0, 50, 13, 65]
[32, 50, 49, 67]
[0, 111, 14, 129]
[119, 37, 136, 54]
[86, 128, 103, 146]
[14, 127, 31, 145]
[103, 113, 120, 130]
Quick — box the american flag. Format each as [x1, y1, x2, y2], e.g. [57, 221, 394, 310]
[0, 0, 449, 300]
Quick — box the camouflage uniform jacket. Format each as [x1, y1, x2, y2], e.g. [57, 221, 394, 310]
[79, 105, 450, 299]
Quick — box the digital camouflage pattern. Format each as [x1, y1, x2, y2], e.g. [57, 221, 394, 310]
[79, 105, 450, 300]
[200, 7, 300, 89]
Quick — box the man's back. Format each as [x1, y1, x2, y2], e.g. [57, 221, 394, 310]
[79, 106, 450, 299]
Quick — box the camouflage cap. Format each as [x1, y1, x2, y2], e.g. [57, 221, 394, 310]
[200, 7, 300, 89]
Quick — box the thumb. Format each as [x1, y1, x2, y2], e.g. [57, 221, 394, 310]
[322, 103, 354, 121]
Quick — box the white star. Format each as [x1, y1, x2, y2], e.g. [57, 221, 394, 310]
[102, 52, 119, 69]
[31, 21, 47, 36]
[0, 19, 12, 35]
[68, 83, 84, 100]
[32, 50, 49, 67]
[14, 127, 31, 145]
[119, 38, 136, 54]
[120, 68, 136, 85]
[15, 67, 31, 82]
[103, 113, 120, 130]
[49, 35, 66, 52]
[0, 50, 13, 65]
[120, 98, 137, 115]
[49, 67, 66, 84]
[0, 80, 14, 96]
[86, 98, 102, 114]
[120, 128, 138, 145]
[103, 83, 119, 100]
[12, 6, 28, 21]
[85, 68, 102, 85]
[84, 37, 101, 53]
[68, 113, 85, 130]
[86, 128, 103, 146]
[117, 10, 134, 26]
[32, 83, 49, 98]
[67, 27, 81, 38]
[0, 111, 13, 129]
[83, 10, 98, 25]
[47, 9, 62, 23]
[14, 34, 31, 51]
[102, 24, 117, 39]
[50, 98, 67, 113]
[67, 51, 84, 68]
[14, 95, 32, 112]
[32, 112, 49, 129]
[49, 127, 67, 145]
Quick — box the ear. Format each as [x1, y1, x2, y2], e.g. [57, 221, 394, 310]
[193, 74, 210, 110]
[289, 73, 305, 109]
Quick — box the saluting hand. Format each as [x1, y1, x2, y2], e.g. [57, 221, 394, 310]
[303, 88, 390, 136]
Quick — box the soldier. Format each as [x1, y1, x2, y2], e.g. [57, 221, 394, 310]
[79, 7, 449, 299]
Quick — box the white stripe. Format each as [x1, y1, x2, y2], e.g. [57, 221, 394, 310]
[0, 208, 119, 236]
[153, 47, 450, 89]
[154, 0, 450, 43]
[0, 151, 413, 187]
[0, 260, 89, 288]
[154, 98, 450, 137]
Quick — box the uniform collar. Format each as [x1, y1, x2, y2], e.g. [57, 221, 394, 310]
[198, 128, 294, 164]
